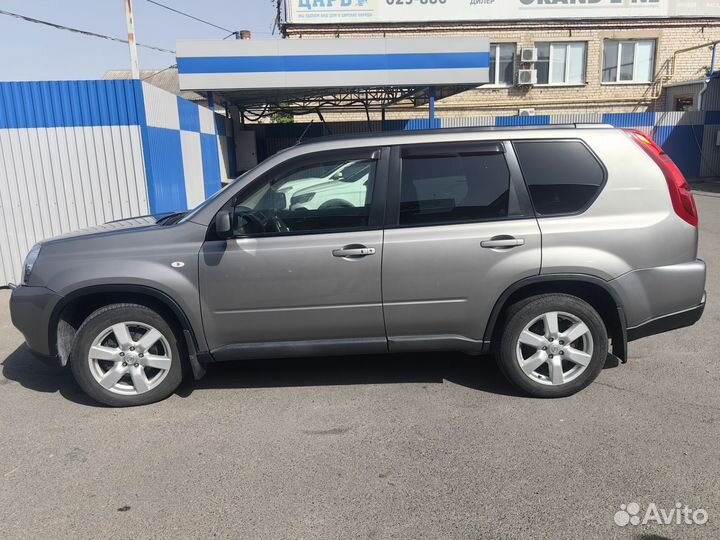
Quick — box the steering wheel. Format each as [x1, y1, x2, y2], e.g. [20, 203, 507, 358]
[236, 211, 267, 234]
[243, 210, 289, 234]
[269, 211, 290, 233]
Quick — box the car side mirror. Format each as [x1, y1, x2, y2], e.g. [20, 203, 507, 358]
[215, 210, 233, 239]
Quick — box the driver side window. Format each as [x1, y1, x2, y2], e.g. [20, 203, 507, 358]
[231, 156, 378, 236]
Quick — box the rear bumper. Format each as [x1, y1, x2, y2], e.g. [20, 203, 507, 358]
[609, 259, 706, 328]
[627, 292, 706, 341]
[9, 285, 61, 357]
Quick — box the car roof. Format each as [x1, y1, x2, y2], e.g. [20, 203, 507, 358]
[296, 123, 614, 147]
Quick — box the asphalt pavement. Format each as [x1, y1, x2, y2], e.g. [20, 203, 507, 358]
[1, 188, 719, 540]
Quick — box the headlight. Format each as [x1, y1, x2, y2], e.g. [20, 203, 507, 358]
[21, 244, 41, 285]
[291, 192, 315, 205]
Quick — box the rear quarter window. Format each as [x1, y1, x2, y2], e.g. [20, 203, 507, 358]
[513, 140, 605, 215]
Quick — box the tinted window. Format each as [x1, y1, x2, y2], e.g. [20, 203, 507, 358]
[514, 141, 604, 215]
[399, 150, 510, 226]
[231, 158, 377, 235]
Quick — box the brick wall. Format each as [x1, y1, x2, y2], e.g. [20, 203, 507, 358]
[284, 18, 720, 120]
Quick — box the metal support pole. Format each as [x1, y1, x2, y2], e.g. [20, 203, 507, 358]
[428, 86, 436, 127]
[124, 0, 140, 78]
[381, 107, 386, 132]
[207, 91, 215, 112]
[711, 44, 717, 76]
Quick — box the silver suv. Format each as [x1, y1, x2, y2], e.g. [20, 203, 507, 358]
[10, 125, 706, 407]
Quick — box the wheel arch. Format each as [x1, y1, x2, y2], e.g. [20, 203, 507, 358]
[483, 274, 628, 361]
[49, 284, 202, 367]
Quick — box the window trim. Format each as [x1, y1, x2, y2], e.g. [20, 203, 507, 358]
[511, 138, 608, 219]
[210, 146, 390, 240]
[384, 140, 535, 230]
[601, 39, 656, 85]
[487, 42, 516, 88]
[536, 41, 587, 86]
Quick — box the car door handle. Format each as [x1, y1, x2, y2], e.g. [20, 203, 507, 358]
[332, 245, 376, 258]
[481, 237, 525, 249]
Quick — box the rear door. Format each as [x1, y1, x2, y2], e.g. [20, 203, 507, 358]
[381, 140, 542, 351]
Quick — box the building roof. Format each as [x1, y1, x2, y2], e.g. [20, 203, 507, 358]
[102, 68, 205, 102]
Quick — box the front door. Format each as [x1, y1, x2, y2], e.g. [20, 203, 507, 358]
[381, 141, 542, 351]
[200, 148, 389, 360]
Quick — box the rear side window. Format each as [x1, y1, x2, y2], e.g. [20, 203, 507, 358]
[514, 140, 605, 215]
[399, 149, 510, 226]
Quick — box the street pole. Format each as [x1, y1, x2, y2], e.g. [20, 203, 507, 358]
[124, 0, 140, 78]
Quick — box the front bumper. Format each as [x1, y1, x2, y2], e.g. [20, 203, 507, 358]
[9, 285, 62, 358]
[627, 292, 706, 341]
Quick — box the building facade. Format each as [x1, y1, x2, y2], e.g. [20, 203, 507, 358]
[281, 1, 720, 119]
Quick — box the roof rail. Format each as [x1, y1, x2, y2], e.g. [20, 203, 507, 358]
[297, 122, 614, 145]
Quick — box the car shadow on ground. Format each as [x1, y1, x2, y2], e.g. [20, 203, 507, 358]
[1, 345, 621, 407]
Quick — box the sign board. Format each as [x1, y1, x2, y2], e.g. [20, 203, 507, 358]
[285, 0, 720, 24]
[177, 37, 489, 92]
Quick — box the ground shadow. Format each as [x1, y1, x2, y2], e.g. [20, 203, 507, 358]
[175, 350, 524, 399]
[1, 345, 97, 406]
[2, 344, 621, 406]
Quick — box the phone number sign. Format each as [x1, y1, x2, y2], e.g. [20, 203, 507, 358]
[286, 0, 717, 24]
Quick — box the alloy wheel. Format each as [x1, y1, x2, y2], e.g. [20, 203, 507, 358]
[87, 321, 172, 395]
[515, 311, 594, 386]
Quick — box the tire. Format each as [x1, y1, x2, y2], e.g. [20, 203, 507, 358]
[496, 294, 608, 398]
[69, 303, 185, 407]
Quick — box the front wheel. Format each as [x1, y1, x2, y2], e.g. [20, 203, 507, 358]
[496, 294, 608, 398]
[70, 303, 185, 407]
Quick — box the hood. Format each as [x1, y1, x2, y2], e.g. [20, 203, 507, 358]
[41, 213, 171, 244]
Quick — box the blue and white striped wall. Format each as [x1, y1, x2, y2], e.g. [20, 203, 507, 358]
[0, 80, 229, 285]
[248, 110, 718, 180]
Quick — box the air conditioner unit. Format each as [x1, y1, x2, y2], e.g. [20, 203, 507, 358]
[520, 48, 538, 63]
[517, 69, 537, 86]
[518, 108, 536, 117]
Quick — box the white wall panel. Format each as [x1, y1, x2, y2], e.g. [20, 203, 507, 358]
[143, 83, 180, 131]
[199, 106, 216, 135]
[0, 126, 149, 285]
[180, 131, 205, 208]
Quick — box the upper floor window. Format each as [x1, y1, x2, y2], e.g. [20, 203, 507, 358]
[602, 40, 656, 83]
[536, 42, 586, 85]
[489, 43, 516, 86]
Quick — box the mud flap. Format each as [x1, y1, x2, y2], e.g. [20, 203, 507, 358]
[183, 329, 206, 380]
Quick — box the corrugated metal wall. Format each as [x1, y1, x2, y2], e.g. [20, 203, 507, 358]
[0, 79, 229, 286]
[0, 80, 149, 286]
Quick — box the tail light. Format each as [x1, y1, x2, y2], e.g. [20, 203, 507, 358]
[626, 129, 698, 227]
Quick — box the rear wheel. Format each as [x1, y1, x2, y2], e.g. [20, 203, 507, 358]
[496, 294, 608, 398]
[70, 303, 184, 407]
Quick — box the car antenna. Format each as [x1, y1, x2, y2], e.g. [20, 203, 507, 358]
[295, 120, 314, 146]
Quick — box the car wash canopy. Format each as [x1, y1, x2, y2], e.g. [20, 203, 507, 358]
[176, 37, 490, 116]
